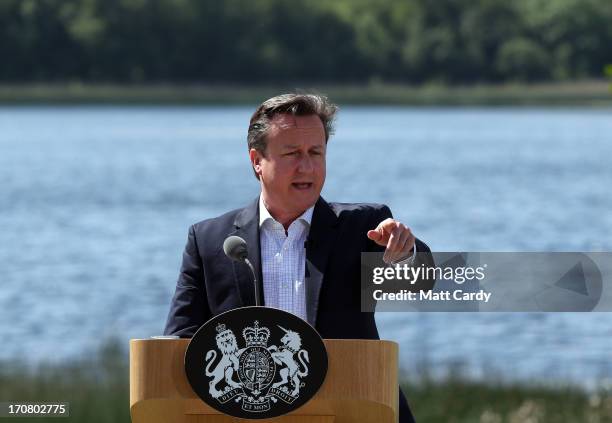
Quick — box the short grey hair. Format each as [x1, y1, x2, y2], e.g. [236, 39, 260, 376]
[247, 93, 337, 178]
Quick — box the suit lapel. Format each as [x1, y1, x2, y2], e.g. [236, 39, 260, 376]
[305, 197, 338, 327]
[230, 197, 264, 306]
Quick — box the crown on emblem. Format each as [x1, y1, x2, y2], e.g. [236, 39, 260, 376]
[215, 323, 232, 340]
[242, 320, 270, 347]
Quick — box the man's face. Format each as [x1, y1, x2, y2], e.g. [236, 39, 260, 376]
[250, 114, 326, 221]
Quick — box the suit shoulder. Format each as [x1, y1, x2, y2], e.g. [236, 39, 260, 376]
[186, 208, 245, 256]
[328, 202, 391, 216]
[191, 207, 241, 232]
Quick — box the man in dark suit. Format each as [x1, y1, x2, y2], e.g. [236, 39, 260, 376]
[164, 93, 432, 422]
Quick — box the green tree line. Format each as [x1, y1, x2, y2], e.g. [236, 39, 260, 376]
[1, 0, 611, 84]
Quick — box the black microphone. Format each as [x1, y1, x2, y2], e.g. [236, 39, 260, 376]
[223, 235, 261, 306]
[223, 235, 248, 261]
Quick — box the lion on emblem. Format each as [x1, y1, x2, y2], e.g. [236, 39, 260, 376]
[268, 326, 309, 396]
[205, 325, 243, 398]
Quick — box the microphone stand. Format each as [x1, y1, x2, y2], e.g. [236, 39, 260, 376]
[244, 258, 261, 307]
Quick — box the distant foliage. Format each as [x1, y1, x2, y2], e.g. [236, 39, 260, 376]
[1, 0, 611, 83]
[606, 64, 612, 93]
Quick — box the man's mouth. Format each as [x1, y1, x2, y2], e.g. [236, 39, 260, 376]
[292, 182, 313, 190]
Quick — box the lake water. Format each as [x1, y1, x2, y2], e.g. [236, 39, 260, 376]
[1, 106, 611, 389]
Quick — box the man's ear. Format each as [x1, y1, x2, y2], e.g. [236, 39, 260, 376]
[249, 148, 263, 177]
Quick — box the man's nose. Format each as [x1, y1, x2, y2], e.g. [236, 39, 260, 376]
[297, 154, 314, 173]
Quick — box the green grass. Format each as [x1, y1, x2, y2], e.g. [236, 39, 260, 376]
[0, 340, 129, 423]
[404, 378, 612, 422]
[0, 81, 611, 106]
[1, 340, 610, 422]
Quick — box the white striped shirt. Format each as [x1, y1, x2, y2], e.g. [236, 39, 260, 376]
[259, 196, 313, 321]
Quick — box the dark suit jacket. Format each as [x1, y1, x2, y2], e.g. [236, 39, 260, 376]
[164, 196, 431, 337]
[164, 196, 432, 423]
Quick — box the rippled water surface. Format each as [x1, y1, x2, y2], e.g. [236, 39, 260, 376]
[1, 106, 611, 387]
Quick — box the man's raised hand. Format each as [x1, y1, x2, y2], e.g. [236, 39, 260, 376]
[367, 218, 415, 264]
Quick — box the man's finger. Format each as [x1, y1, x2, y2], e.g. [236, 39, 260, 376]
[377, 218, 397, 234]
[395, 228, 415, 262]
[383, 223, 401, 262]
[404, 233, 416, 253]
[396, 225, 411, 251]
[368, 218, 396, 246]
[386, 224, 403, 252]
[367, 229, 382, 243]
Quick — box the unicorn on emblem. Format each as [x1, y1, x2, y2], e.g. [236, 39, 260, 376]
[268, 326, 310, 397]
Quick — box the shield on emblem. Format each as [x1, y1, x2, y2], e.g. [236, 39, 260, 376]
[239, 346, 275, 393]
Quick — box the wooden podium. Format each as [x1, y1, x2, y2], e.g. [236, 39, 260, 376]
[130, 339, 398, 423]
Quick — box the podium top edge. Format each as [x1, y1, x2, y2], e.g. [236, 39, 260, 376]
[129, 338, 398, 346]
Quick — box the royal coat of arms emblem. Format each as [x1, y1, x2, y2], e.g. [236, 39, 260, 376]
[185, 307, 327, 419]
